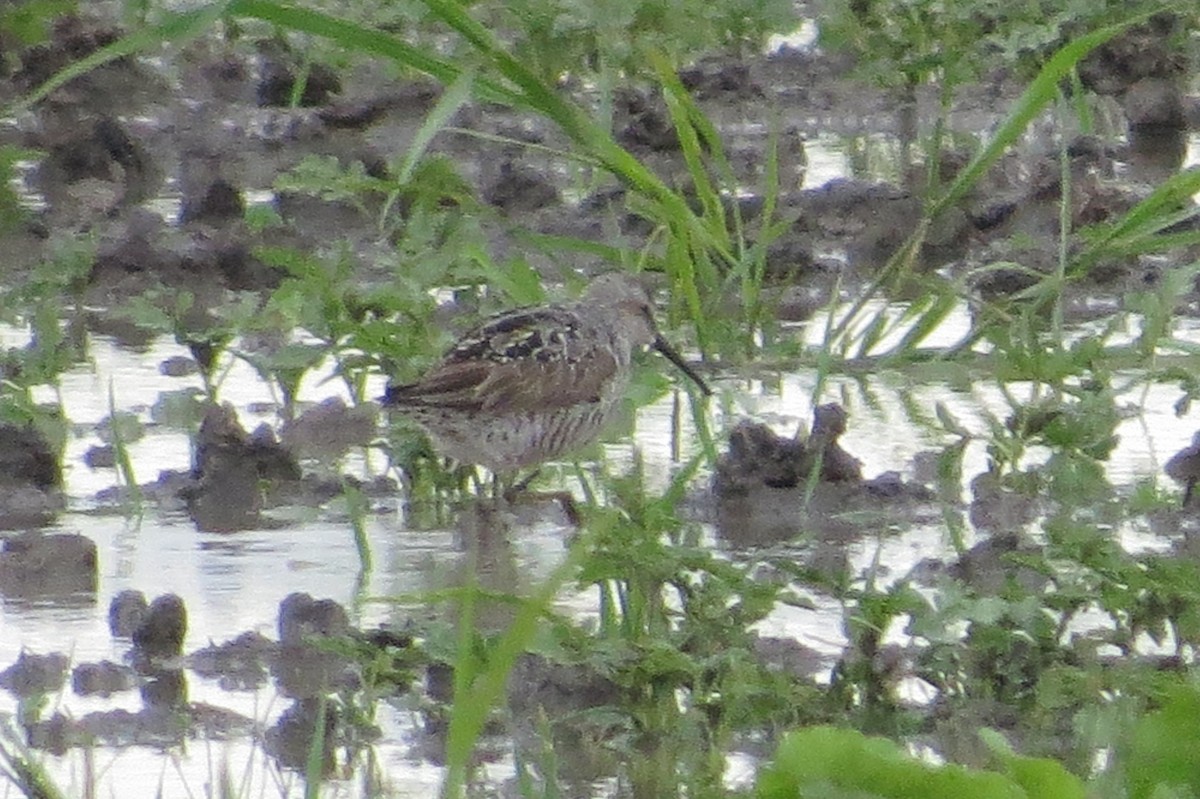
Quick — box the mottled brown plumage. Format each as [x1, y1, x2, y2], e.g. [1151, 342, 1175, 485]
[382, 273, 710, 473]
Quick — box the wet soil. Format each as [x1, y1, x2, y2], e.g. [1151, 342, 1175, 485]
[0, 6, 1199, 797]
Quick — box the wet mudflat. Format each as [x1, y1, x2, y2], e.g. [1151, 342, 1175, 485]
[1, 2, 1200, 798]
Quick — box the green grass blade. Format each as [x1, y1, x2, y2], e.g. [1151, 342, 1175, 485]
[228, 0, 520, 103]
[1087, 167, 1200, 243]
[929, 12, 1156, 218]
[442, 537, 592, 798]
[107, 381, 143, 513]
[1072, 167, 1200, 274]
[653, 52, 729, 238]
[884, 284, 959, 357]
[303, 695, 328, 799]
[396, 69, 477, 186]
[827, 11, 1152, 358]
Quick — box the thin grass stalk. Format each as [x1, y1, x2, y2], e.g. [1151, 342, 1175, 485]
[742, 122, 784, 353]
[884, 288, 958, 356]
[825, 222, 928, 355]
[303, 695, 328, 799]
[1053, 98, 1072, 342]
[532, 710, 562, 799]
[394, 70, 476, 188]
[108, 381, 143, 512]
[344, 479, 372, 575]
[441, 530, 593, 799]
[654, 56, 730, 238]
[287, 58, 312, 109]
[854, 311, 889, 360]
[925, 69, 954, 196]
[83, 745, 95, 799]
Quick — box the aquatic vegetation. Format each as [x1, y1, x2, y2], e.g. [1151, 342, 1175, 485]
[2, 0, 1200, 797]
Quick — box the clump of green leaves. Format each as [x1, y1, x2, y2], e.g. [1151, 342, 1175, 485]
[758, 726, 1084, 799]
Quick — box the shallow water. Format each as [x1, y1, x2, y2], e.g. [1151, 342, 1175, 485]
[2, 293, 1198, 796]
[2, 46, 1199, 787]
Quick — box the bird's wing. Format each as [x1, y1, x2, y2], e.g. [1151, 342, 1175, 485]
[384, 307, 620, 413]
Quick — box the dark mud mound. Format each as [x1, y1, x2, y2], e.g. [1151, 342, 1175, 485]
[713, 404, 935, 548]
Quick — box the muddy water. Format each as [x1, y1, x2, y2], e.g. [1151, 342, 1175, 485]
[2, 290, 1199, 797]
[1, 64, 1197, 788]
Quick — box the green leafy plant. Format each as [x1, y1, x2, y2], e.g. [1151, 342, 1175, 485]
[757, 725, 1085, 799]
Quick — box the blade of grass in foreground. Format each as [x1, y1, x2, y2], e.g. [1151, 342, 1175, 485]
[303, 696, 328, 799]
[1071, 167, 1200, 275]
[929, 11, 1167, 218]
[440, 534, 593, 799]
[0, 719, 65, 799]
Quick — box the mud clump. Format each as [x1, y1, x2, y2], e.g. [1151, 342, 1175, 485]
[4, 590, 416, 765]
[0, 423, 64, 529]
[72, 660, 136, 697]
[85, 207, 286, 299]
[507, 653, 622, 719]
[266, 593, 402, 771]
[968, 471, 1042, 534]
[278, 591, 351, 645]
[714, 403, 863, 495]
[179, 177, 245, 225]
[273, 592, 358, 701]
[482, 160, 561, 214]
[1077, 12, 1190, 131]
[712, 404, 936, 548]
[947, 532, 1050, 596]
[182, 402, 302, 532]
[12, 15, 127, 94]
[280, 396, 377, 462]
[189, 631, 274, 690]
[29, 113, 162, 220]
[0, 532, 96, 600]
[0, 651, 69, 698]
[131, 593, 188, 659]
[108, 588, 150, 637]
[264, 697, 342, 773]
[255, 42, 342, 108]
[614, 87, 680, 153]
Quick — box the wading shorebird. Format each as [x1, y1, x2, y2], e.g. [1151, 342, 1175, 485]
[381, 273, 711, 489]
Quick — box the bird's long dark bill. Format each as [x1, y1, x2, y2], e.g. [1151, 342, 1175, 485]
[653, 335, 712, 396]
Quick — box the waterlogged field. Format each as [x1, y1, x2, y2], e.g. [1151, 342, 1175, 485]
[1, 1, 1200, 798]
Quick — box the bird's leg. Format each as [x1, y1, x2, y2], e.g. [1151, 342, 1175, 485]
[1186, 478, 1196, 508]
[505, 469, 543, 500]
[499, 469, 582, 526]
[470, 469, 488, 497]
